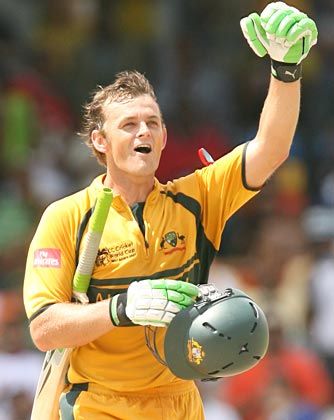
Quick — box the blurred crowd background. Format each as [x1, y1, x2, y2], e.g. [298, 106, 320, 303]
[0, 1, 333, 419]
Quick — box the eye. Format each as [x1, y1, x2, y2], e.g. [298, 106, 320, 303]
[147, 120, 159, 128]
[123, 122, 135, 128]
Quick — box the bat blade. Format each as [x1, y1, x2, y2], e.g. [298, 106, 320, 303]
[30, 187, 113, 420]
[31, 348, 71, 420]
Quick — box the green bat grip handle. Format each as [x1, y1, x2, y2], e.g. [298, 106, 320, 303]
[72, 187, 113, 295]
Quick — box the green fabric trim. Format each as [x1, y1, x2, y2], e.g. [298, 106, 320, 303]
[28, 303, 56, 323]
[89, 254, 197, 286]
[59, 383, 88, 420]
[242, 142, 265, 191]
[164, 191, 216, 284]
[164, 190, 201, 217]
[130, 202, 146, 237]
[87, 287, 126, 302]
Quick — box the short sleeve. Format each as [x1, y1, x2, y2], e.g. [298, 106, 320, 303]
[23, 202, 77, 320]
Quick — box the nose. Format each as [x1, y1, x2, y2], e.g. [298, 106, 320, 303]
[137, 121, 150, 138]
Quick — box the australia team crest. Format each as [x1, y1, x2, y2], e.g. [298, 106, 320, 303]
[187, 338, 205, 365]
[159, 231, 186, 255]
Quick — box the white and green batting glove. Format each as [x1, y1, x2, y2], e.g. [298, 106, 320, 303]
[109, 279, 199, 327]
[240, 2, 318, 82]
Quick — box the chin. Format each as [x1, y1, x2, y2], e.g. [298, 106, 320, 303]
[129, 161, 158, 177]
[124, 166, 154, 178]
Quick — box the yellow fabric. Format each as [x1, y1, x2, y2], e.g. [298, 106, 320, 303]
[60, 381, 204, 420]
[24, 142, 260, 393]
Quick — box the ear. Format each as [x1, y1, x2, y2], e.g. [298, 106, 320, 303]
[91, 129, 108, 154]
[162, 125, 167, 150]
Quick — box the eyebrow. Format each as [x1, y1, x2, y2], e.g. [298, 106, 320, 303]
[120, 114, 161, 124]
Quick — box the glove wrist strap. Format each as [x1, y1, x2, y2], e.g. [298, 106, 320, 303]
[109, 294, 134, 327]
[271, 60, 302, 83]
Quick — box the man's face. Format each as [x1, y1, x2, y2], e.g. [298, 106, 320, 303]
[101, 94, 166, 179]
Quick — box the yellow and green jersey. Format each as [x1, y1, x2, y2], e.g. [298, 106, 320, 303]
[23, 142, 260, 392]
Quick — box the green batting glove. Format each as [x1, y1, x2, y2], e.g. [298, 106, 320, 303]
[109, 279, 199, 327]
[260, 2, 318, 64]
[240, 2, 318, 82]
[240, 12, 268, 59]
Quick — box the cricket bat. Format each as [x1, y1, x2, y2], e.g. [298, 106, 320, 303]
[31, 187, 113, 420]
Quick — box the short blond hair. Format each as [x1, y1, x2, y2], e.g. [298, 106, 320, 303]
[80, 70, 159, 166]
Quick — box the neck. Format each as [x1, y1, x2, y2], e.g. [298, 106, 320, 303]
[103, 171, 155, 206]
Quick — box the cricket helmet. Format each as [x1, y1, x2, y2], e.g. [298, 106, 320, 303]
[146, 287, 269, 381]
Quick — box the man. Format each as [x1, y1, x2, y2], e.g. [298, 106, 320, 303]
[23, 2, 317, 419]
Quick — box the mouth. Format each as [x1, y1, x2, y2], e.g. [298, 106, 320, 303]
[134, 144, 152, 154]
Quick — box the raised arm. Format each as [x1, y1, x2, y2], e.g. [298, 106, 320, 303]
[246, 76, 300, 188]
[240, 1, 318, 188]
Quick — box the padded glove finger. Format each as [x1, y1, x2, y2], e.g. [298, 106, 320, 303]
[240, 13, 268, 58]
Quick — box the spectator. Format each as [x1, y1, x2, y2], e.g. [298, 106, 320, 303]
[303, 207, 334, 382]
